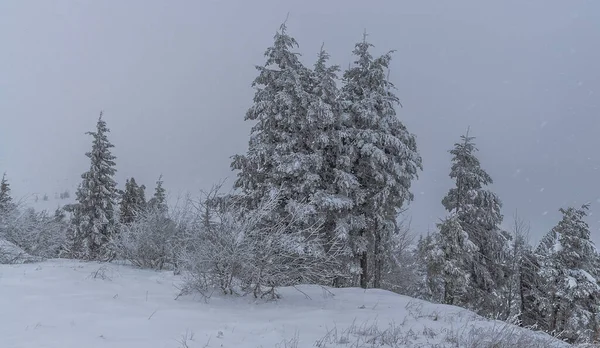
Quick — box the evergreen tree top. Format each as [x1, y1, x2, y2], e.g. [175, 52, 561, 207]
[340, 33, 422, 209]
[555, 205, 596, 269]
[264, 21, 300, 68]
[312, 44, 340, 109]
[442, 130, 502, 228]
[448, 131, 493, 188]
[84, 112, 117, 179]
[342, 34, 397, 109]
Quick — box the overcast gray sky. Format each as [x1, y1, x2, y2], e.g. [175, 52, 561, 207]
[1, 0, 599, 243]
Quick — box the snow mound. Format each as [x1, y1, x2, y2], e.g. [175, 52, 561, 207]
[0, 259, 567, 348]
[0, 239, 41, 264]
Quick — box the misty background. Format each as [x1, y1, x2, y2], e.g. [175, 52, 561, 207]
[1, 0, 599, 243]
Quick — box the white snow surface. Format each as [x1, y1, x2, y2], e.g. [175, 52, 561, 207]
[0, 259, 568, 348]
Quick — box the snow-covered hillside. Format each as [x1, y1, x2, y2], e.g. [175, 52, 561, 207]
[0, 260, 567, 348]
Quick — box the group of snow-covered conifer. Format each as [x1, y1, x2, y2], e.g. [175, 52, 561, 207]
[1, 22, 599, 345]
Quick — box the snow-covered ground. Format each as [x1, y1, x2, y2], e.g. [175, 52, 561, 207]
[0, 260, 567, 348]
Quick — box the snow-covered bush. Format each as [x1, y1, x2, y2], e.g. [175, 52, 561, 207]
[0, 206, 67, 259]
[114, 206, 177, 270]
[0, 239, 41, 264]
[178, 188, 343, 299]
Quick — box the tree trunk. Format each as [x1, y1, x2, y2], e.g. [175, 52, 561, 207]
[373, 223, 382, 289]
[360, 251, 368, 289]
[444, 280, 454, 305]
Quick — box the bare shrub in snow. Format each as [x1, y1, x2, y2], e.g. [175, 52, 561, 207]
[178, 187, 343, 299]
[380, 216, 422, 296]
[114, 206, 176, 270]
[315, 316, 566, 348]
[276, 331, 299, 348]
[87, 265, 113, 281]
[452, 321, 567, 348]
[1, 206, 67, 259]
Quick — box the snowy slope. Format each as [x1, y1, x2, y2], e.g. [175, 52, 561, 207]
[0, 260, 567, 348]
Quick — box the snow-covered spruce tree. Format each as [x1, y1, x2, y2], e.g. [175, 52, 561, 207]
[503, 212, 540, 324]
[0, 173, 14, 237]
[436, 214, 477, 306]
[66, 112, 119, 261]
[519, 240, 547, 330]
[231, 22, 329, 222]
[535, 205, 600, 344]
[414, 233, 444, 302]
[439, 130, 508, 316]
[230, 23, 349, 284]
[119, 177, 146, 224]
[339, 32, 422, 288]
[0, 173, 14, 216]
[307, 44, 358, 285]
[231, 21, 313, 217]
[147, 175, 167, 216]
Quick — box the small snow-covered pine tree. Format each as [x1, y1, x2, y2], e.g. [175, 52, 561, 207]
[536, 205, 600, 343]
[68, 112, 118, 261]
[0, 173, 14, 217]
[147, 175, 167, 215]
[340, 32, 422, 288]
[119, 177, 146, 224]
[439, 130, 508, 316]
[415, 233, 444, 302]
[519, 241, 547, 330]
[436, 214, 476, 306]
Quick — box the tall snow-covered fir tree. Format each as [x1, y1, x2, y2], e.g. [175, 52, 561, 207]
[439, 130, 508, 316]
[536, 205, 600, 343]
[119, 177, 146, 224]
[306, 44, 358, 283]
[339, 32, 422, 288]
[231, 23, 368, 286]
[231, 21, 316, 222]
[67, 112, 119, 261]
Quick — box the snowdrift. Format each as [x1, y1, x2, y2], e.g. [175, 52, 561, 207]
[0, 259, 567, 347]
